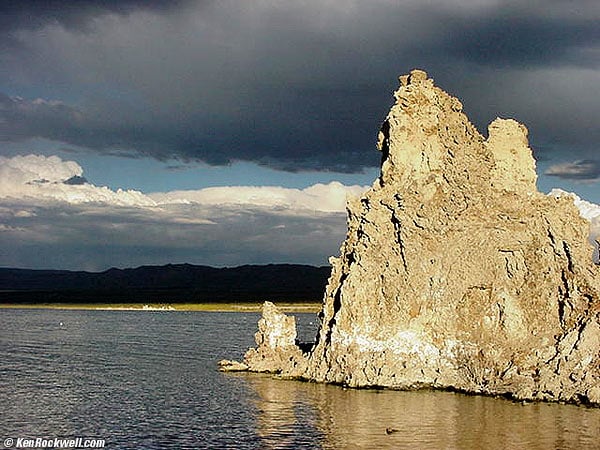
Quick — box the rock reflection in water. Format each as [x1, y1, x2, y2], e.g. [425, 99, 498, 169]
[245, 373, 325, 449]
[240, 373, 600, 450]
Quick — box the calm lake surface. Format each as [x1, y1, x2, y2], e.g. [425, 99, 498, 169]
[1, 309, 599, 449]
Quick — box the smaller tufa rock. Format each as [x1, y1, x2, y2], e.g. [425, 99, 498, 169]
[242, 302, 307, 375]
[254, 301, 298, 348]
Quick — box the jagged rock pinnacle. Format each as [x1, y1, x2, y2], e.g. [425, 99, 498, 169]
[230, 70, 600, 406]
[377, 69, 536, 195]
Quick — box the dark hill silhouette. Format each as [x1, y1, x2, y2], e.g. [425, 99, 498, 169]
[0, 264, 331, 304]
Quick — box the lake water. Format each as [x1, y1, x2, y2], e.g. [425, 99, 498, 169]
[1, 309, 599, 449]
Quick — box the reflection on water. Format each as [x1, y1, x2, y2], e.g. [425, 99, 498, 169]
[246, 374, 324, 449]
[241, 373, 600, 450]
[1, 309, 598, 449]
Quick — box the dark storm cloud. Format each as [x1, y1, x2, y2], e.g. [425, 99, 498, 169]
[442, 9, 600, 68]
[0, 0, 193, 32]
[0, 85, 382, 171]
[0, 95, 81, 142]
[545, 160, 600, 181]
[1, 0, 599, 173]
[0, 94, 186, 161]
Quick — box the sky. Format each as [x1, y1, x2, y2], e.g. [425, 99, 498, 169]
[0, 0, 599, 271]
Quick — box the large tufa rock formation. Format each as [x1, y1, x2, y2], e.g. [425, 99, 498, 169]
[224, 69, 600, 405]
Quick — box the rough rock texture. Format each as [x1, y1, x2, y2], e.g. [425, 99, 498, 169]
[233, 70, 600, 405]
[240, 301, 308, 374]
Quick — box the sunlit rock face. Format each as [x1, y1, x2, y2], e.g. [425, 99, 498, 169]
[242, 301, 308, 374]
[237, 70, 600, 406]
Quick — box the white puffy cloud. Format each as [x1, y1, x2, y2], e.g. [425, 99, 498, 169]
[0, 154, 368, 211]
[0, 154, 156, 206]
[0, 154, 368, 270]
[0, 154, 82, 182]
[149, 182, 367, 213]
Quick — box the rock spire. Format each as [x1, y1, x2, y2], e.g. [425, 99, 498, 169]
[223, 69, 600, 406]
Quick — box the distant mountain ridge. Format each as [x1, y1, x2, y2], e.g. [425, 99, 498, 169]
[0, 263, 331, 303]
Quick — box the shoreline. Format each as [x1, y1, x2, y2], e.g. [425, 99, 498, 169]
[0, 302, 321, 313]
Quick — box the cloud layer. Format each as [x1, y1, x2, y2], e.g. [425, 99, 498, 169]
[0, 155, 366, 270]
[545, 160, 600, 181]
[1, 1, 599, 173]
[2, 155, 599, 270]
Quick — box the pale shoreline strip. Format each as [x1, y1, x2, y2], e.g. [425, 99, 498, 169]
[0, 302, 321, 313]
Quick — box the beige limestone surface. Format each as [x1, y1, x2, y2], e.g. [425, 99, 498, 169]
[224, 70, 600, 406]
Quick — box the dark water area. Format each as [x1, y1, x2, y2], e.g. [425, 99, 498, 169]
[1, 309, 599, 449]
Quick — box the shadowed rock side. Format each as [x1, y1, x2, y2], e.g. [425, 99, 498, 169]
[222, 70, 600, 406]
